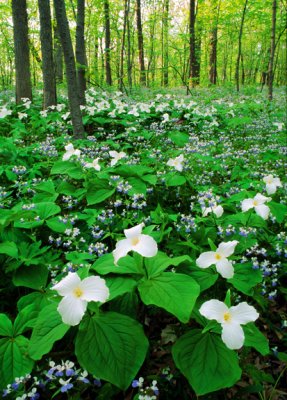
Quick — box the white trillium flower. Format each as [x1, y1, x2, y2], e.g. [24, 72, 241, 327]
[52, 272, 109, 326]
[273, 122, 284, 131]
[85, 158, 101, 171]
[241, 193, 271, 220]
[196, 240, 238, 279]
[199, 299, 259, 349]
[109, 150, 126, 166]
[62, 143, 81, 161]
[166, 154, 184, 172]
[262, 175, 282, 195]
[202, 204, 224, 218]
[112, 222, 158, 265]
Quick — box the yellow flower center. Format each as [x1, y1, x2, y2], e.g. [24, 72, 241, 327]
[215, 253, 222, 260]
[73, 287, 83, 298]
[253, 200, 258, 206]
[131, 237, 140, 246]
[223, 312, 231, 322]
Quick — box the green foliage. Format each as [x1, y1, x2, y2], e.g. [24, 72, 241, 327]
[172, 329, 242, 395]
[75, 312, 149, 390]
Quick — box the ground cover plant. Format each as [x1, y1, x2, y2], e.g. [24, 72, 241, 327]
[0, 87, 286, 399]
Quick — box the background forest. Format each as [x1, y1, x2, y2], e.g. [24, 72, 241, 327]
[1, 0, 286, 96]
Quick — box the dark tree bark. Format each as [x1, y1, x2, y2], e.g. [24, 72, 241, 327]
[38, 0, 57, 108]
[11, 0, 32, 103]
[189, 0, 200, 86]
[235, 0, 248, 92]
[104, 0, 112, 86]
[126, 0, 132, 88]
[162, 0, 169, 86]
[53, 21, 63, 83]
[136, 0, 146, 85]
[53, 0, 84, 138]
[268, 0, 277, 100]
[209, 0, 220, 85]
[119, 0, 128, 91]
[76, 0, 87, 104]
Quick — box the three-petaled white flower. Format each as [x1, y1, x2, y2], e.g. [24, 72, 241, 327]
[241, 193, 271, 220]
[85, 158, 101, 171]
[196, 240, 238, 279]
[109, 150, 126, 166]
[199, 299, 259, 349]
[202, 204, 224, 218]
[52, 272, 109, 326]
[113, 222, 158, 265]
[263, 175, 282, 195]
[166, 154, 184, 172]
[62, 143, 81, 161]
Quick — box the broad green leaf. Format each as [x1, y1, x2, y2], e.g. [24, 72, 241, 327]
[229, 263, 262, 295]
[165, 174, 186, 187]
[114, 165, 153, 178]
[0, 241, 18, 258]
[35, 202, 61, 220]
[138, 272, 200, 323]
[85, 178, 115, 205]
[168, 131, 189, 147]
[269, 201, 287, 223]
[92, 253, 142, 275]
[0, 336, 34, 390]
[144, 252, 192, 278]
[109, 291, 139, 319]
[51, 160, 84, 180]
[13, 264, 48, 290]
[127, 177, 146, 194]
[0, 314, 13, 337]
[35, 179, 56, 193]
[178, 263, 218, 292]
[46, 216, 73, 233]
[13, 304, 39, 335]
[29, 302, 70, 360]
[65, 251, 94, 264]
[17, 291, 50, 312]
[172, 329, 242, 395]
[243, 323, 269, 355]
[75, 312, 148, 390]
[104, 276, 138, 301]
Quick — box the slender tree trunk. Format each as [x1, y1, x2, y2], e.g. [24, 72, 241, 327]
[126, 0, 132, 88]
[162, 0, 169, 86]
[104, 0, 112, 86]
[189, 0, 200, 86]
[136, 0, 146, 85]
[268, 0, 277, 100]
[54, 20, 63, 83]
[38, 0, 57, 108]
[209, 0, 220, 85]
[76, 0, 87, 104]
[53, 0, 84, 138]
[11, 0, 32, 103]
[235, 0, 248, 92]
[119, 0, 128, 91]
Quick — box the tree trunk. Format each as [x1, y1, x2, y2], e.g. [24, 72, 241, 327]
[268, 0, 277, 101]
[209, 0, 220, 85]
[11, 0, 32, 103]
[235, 0, 248, 92]
[162, 0, 169, 86]
[38, 0, 57, 108]
[53, 0, 84, 138]
[136, 0, 146, 85]
[126, 0, 132, 88]
[76, 0, 87, 104]
[189, 0, 200, 86]
[104, 0, 112, 86]
[54, 20, 63, 83]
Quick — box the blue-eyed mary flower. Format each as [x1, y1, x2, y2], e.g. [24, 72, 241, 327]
[241, 193, 271, 220]
[52, 272, 109, 326]
[196, 240, 238, 279]
[263, 175, 282, 195]
[113, 222, 158, 265]
[199, 299, 259, 349]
